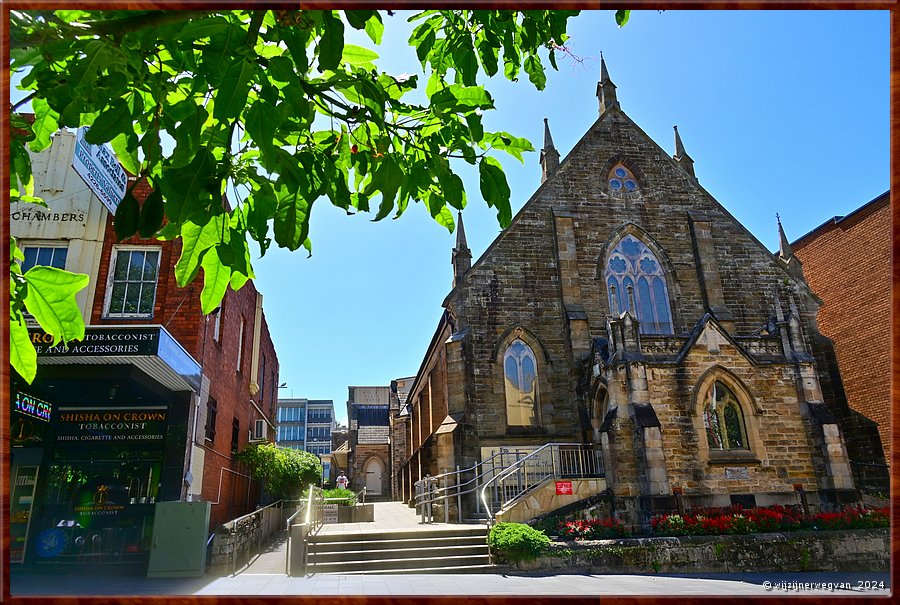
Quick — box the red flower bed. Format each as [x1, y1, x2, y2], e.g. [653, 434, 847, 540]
[650, 505, 888, 537]
[559, 517, 630, 540]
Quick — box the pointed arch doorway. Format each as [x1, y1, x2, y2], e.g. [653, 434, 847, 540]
[364, 456, 385, 496]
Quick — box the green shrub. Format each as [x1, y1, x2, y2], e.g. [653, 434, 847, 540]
[530, 514, 566, 537]
[323, 487, 357, 506]
[488, 522, 550, 562]
[235, 443, 321, 499]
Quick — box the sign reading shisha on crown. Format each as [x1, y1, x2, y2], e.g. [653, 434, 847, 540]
[55, 406, 167, 444]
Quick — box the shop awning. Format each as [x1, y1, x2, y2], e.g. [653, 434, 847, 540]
[31, 325, 201, 393]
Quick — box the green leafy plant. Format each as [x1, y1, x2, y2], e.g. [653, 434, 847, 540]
[7, 9, 635, 383]
[235, 442, 321, 499]
[488, 522, 550, 562]
[323, 487, 357, 506]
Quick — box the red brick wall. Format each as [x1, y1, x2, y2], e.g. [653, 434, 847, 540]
[793, 196, 890, 462]
[91, 180, 280, 528]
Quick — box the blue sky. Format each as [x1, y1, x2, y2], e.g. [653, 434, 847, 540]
[255, 10, 888, 424]
[11, 11, 888, 425]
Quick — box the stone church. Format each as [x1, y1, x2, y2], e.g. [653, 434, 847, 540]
[396, 58, 865, 528]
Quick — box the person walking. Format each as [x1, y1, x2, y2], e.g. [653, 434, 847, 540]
[336, 472, 349, 490]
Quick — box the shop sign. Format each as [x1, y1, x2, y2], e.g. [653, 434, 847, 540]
[55, 405, 167, 444]
[72, 126, 127, 215]
[323, 504, 339, 524]
[14, 391, 52, 422]
[556, 481, 573, 495]
[30, 327, 159, 356]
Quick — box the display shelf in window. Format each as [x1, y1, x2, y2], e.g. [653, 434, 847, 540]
[10, 465, 39, 563]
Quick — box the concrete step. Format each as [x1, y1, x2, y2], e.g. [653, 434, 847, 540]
[310, 535, 487, 554]
[310, 553, 493, 574]
[312, 527, 486, 543]
[311, 543, 490, 563]
[336, 563, 497, 575]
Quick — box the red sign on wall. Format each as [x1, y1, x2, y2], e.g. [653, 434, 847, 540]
[556, 481, 573, 495]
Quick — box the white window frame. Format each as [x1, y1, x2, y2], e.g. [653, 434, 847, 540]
[236, 316, 245, 372]
[212, 306, 222, 343]
[18, 240, 70, 272]
[252, 419, 267, 441]
[102, 245, 161, 319]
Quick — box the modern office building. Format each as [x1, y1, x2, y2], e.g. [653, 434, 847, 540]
[274, 398, 336, 484]
[275, 398, 307, 450]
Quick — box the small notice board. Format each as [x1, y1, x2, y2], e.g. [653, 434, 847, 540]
[323, 503, 339, 524]
[555, 481, 573, 495]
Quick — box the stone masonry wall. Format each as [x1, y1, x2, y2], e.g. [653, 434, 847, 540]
[501, 528, 889, 575]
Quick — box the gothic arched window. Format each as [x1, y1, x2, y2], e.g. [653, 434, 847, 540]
[608, 164, 639, 193]
[604, 234, 674, 334]
[703, 381, 748, 451]
[504, 339, 540, 426]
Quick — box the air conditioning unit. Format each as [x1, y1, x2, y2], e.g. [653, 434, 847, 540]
[251, 419, 267, 441]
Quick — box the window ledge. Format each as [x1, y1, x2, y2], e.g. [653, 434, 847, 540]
[707, 451, 759, 465]
[505, 426, 547, 436]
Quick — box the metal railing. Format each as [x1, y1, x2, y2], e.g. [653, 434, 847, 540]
[480, 443, 604, 522]
[414, 450, 524, 524]
[285, 485, 324, 576]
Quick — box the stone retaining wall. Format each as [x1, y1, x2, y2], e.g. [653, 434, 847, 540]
[500, 528, 889, 574]
[209, 515, 262, 574]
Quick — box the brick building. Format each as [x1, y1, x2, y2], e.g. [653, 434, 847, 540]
[10, 127, 280, 566]
[791, 192, 890, 475]
[398, 59, 863, 528]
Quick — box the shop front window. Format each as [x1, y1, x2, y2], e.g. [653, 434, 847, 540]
[34, 459, 161, 561]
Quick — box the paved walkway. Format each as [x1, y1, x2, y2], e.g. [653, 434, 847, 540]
[11, 570, 890, 596]
[10, 502, 891, 596]
[316, 500, 478, 535]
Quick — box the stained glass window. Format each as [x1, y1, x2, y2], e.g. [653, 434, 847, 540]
[604, 235, 673, 334]
[608, 163, 639, 193]
[504, 339, 539, 426]
[703, 381, 748, 451]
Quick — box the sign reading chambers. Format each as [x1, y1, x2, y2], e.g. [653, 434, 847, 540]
[55, 406, 167, 444]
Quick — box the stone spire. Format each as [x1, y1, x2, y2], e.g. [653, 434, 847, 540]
[539, 117, 560, 183]
[672, 125, 695, 178]
[777, 213, 793, 260]
[776, 213, 805, 281]
[596, 52, 618, 114]
[452, 211, 472, 288]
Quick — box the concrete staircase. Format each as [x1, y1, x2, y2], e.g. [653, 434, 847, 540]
[307, 526, 493, 574]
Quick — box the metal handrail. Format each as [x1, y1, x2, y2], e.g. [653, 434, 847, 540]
[223, 499, 283, 531]
[285, 485, 324, 576]
[480, 443, 604, 523]
[413, 450, 532, 523]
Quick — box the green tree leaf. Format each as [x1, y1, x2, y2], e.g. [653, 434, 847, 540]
[341, 44, 379, 65]
[479, 156, 512, 228]
[22, 266, 89, 346]
[139, 189, 165, 238]
[83, 99, 132, 144]
[175, 215, 226, 287]
[113, 190, 140, 240]
[9, 313, 37, 383]
[29, 97, 60, 153]
[214, 57, 255, 121]
[616, 10, 631, 28]
[200, 247, 232, 314]
[319, 12, 345, 72]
